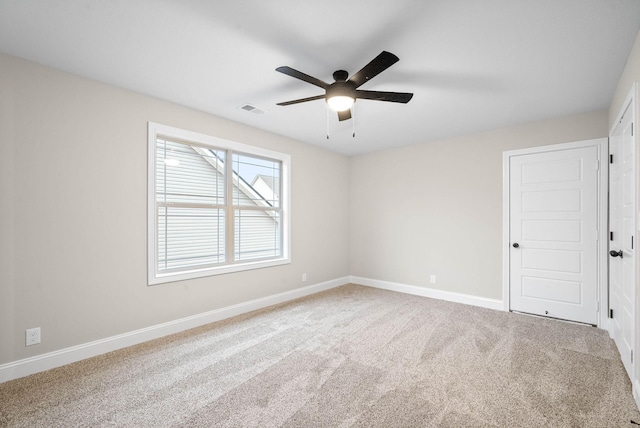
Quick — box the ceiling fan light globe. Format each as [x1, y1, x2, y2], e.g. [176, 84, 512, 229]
[327, 96, 355, 112]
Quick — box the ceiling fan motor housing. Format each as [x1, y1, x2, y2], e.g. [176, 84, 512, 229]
[332, 70, 349, 81]
[327, 80, 356, 100]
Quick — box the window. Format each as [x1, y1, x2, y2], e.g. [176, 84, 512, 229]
[148, 122, 290, 285]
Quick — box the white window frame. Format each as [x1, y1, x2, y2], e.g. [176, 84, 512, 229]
[148, 122, 291, 285]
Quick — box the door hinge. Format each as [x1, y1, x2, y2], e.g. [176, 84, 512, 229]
[632, 349, 634, 363]
[632, 235, 634, 250]
[632, 123, 634, 137]
[610, 231, 614, 241]
[610, 154, 614, 164]
[610, 309, 614, 319]
[596, 160, 600, 170]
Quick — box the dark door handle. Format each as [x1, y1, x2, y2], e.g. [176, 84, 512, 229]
[512, 243, 519, 248]
[610, 250, 623, 258]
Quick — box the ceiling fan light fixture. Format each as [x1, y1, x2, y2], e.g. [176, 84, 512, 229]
[327, 95, 355, 112]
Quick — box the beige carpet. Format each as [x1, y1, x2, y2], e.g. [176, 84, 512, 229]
[1, 284, 639, 427]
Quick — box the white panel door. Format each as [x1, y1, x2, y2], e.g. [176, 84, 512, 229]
[509, 146, 599, 324]
[609, 101, 635, 378]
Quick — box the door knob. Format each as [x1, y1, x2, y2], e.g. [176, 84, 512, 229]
[610, 250, 623, 258]
[512, 243, 520, 248]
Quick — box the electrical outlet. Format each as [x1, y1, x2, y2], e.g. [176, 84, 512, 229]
[302, 273, 307, 282]
[430, 275, 436, 284]
[26, 327, 41, 346]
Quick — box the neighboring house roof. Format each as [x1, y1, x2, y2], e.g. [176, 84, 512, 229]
[253, 175, 279, 191]
[252, 174, 280, 205]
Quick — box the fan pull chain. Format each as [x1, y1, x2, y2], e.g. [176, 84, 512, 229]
[326, 104, 330, 139]
[352, 104, 356, 138]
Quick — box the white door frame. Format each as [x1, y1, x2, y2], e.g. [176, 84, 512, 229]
[609, 83, 638, 405]
[502, 138, 609, 328]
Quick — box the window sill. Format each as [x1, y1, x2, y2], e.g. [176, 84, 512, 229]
[148, 257, 291, 286]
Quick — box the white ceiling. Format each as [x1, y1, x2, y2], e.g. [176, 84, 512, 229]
[1, 0, 639, 156]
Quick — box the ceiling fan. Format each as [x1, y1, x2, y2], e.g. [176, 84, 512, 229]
[276, 51, 413, 122]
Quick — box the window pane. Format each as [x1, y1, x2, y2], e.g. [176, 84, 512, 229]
[234, 209, 281, 261]
[158, 207, 225, 271]
[156, 139, 225, 205]
[232, 153, 280, 207]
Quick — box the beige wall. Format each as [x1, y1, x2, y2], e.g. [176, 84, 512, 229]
[0, 53, 350, 365]
[609, 29, 640, 395]
[349, 110, 608, 300]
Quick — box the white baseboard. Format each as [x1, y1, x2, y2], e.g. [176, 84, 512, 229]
[350, 276, 504, 311]
[0, 277, 349, 384]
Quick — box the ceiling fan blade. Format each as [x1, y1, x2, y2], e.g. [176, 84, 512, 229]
[348, 51, 400, 88]
[337, 109, 352, 121]
[355, 90, 413, 103]
[276, 94, 325, 106]
[276, 66, 329, 90]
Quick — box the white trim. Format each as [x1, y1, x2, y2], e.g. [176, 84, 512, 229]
[502, 138, 609, 328]
[151, 258, 292, 285]
[502, 150, 512, 312]
[350, 276, 504, 311]
[0, 277, 349, 384]
[610, 83, 639, 406]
